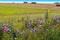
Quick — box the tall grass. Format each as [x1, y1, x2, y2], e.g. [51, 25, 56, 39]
[0, 11, 60, 40]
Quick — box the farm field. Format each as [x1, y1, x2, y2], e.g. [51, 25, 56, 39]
[0, 3, 60, 21]
[0, 3, 60, 40]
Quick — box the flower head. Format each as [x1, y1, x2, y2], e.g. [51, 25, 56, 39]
[3, 27, 8, 32]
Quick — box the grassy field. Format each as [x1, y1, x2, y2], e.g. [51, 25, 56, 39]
[0, 4, 59, 20]
[0, 3, 59, 25]
[0, 3, 60, 40]
[0, 3, 60, 29]
[0, 4, 46, 15]
[0, 3, 46, 22]
[0, 4, 60, 16]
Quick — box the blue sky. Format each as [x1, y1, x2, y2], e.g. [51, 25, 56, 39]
[0, 0, 60, 2]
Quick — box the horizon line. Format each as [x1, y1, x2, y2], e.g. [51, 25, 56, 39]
[0, 1, 60, 4]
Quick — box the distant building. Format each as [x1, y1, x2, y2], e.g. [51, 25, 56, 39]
[31, 2, 36, 4]
[54, 2, 60, 6]
[24, 2, 28, 4]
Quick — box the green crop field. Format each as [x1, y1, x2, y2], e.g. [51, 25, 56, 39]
[0, 5, 46, 15]
[0, 4, 60, 16]
[0, 4, 46, 22]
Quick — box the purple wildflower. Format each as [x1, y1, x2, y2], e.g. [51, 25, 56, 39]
[30, 28, 37, 33]
[3, 27, 8, 32]
[20, 31, 25, 35]
[17, 29, 25, 35]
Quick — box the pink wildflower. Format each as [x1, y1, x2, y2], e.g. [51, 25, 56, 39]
[3, 27, 8, 32]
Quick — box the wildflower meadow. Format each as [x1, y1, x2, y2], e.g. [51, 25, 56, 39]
[0, 3, 60, 40]
[0, 11, 60, 40]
